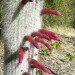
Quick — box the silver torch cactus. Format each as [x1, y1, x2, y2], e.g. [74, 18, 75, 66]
[2, 0, 43, 75]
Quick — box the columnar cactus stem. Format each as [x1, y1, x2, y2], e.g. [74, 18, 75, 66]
[2, 0, 43, 75]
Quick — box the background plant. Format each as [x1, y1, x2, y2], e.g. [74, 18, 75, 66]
[43, 0, 75, 28]
[0, 0, 2, 37]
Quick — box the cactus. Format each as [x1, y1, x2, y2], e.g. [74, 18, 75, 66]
[2, 0, 43, 75]
[2, 0, 62, 75]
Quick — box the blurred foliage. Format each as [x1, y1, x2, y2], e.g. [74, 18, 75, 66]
[43, 0, 75, 28]
[51, 41, 62, 53]
[40, 48, 51, 56]
[36, 70, 45, 75]
[66, 53, 75, 61]
[40, 41, 62, 56]
[0, 0, 2, 37]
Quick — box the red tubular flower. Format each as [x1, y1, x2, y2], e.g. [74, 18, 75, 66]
[30, 59, 52, 74]
[41, 8, 61, 16]
[39, 29, 62, 41]
[22, 0, 33, 4]
[35, 37, 52, 51]
[31, 31, 51, 41]
[18, 47, 24, 64]
[48, 35, 62, 41]
[23, 72, 30, 75]
[25, 36, 40, 49]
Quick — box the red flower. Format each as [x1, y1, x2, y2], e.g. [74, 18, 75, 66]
[39, 29, 62, 41]
[25, 36, 40, 49]
[49, 35, 62, 41]
[41, 8, 61, 16]
[35, 37, 52, 51]
[30, 59, 52, 74]
[23, 72, 30, 75]
[18, 47, 24, 64]
[31, 31, 51, 41]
